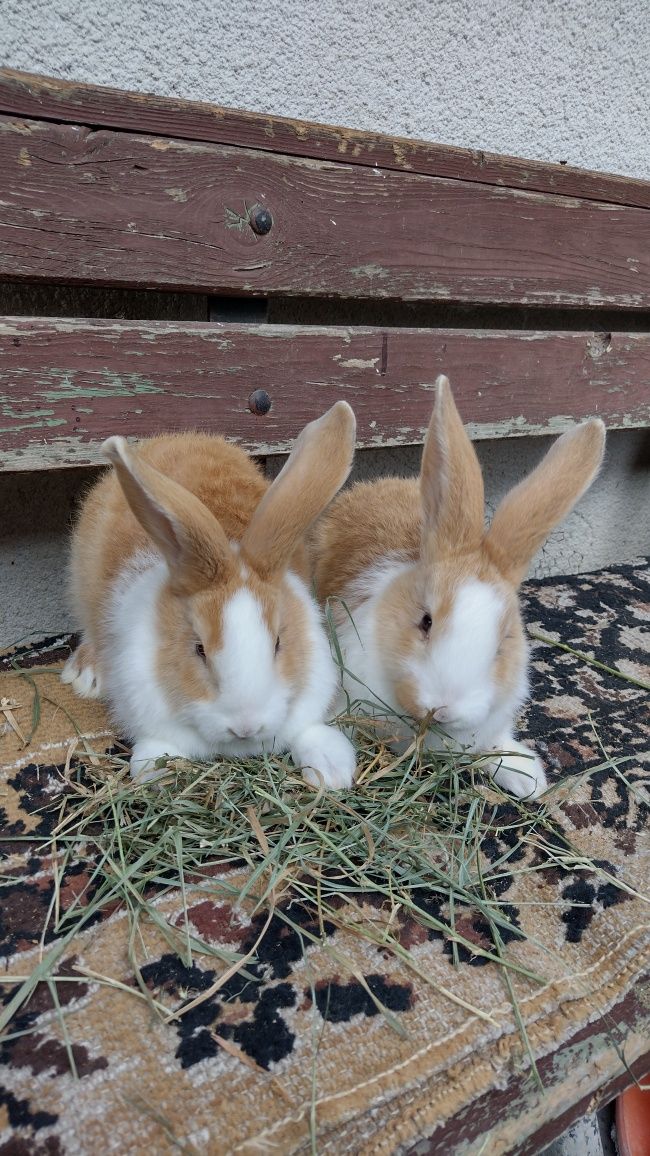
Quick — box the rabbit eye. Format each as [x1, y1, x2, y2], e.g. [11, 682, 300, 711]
[195, 642, 207, 661]
[274, 635, 281, 657]
[419, 613, 432, 636]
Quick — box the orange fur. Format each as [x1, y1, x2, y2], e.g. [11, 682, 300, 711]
[69, 433, 271, 672]
[102, 437, 236, 595]
[485, 419, 606, 585]
[311, 477, 422, 604]
[69, 406, 355, 705]
[155, 565, 309, 708]
[369, 549, 522, 719]
[315, 379, 605, 603]
[242, 400, 356, 579]
[313, 375, 605, 710]
[420, 376, 484, 561]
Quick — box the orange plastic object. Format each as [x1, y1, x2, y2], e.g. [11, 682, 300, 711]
[616, 1082, 650, 1156]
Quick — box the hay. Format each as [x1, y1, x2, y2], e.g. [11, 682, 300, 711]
[1, 647, 647, 1091]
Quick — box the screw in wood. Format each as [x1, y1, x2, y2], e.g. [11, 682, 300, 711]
[249, 205, 273, 235]
[248, 389, 272, 415]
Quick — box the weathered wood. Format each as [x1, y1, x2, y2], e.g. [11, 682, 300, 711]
[409, 982, 650, 1156]
[1, 118, 649, 309]
[2, 69, 649, 211]
[1, 318, 648, 470]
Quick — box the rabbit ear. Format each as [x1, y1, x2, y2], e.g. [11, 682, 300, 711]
[241, 401, 356, 578]
[485, 419, 606, 586]
[420, 376, 485, 562]
[102, 437, 233, 594]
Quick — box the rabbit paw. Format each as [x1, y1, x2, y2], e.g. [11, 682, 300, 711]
[490, 740, 547, 800]
[292, 724, 357, 790]
[61, 644, 101, 699]
[130, 739, 186, 784]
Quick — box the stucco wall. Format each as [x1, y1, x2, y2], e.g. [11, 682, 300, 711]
[4, 0, 649, 178]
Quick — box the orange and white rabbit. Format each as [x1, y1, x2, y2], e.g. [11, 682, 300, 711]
[62, 403, 357, 788]
[312, 377, 605, 798]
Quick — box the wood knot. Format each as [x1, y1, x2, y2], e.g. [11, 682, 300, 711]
[587, 333, 612, 360]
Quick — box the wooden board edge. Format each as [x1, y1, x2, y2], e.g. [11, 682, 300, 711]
[1, 68, 649, 210]
[1, 318, 649, 472]
[406, 981, 650, 1156]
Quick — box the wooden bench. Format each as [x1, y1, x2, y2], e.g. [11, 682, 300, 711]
[0, 69, 649, 1156]
[0, 68, 648, 475]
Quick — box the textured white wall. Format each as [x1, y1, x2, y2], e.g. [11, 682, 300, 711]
[3, 0, 649, 178]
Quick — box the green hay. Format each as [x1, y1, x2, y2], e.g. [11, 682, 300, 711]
[1, 667, 648, 1106]
[529, 629, 650, 692]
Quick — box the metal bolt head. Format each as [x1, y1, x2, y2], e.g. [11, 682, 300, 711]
[248, 389, 272, 416]
[249, 205, 273, 235]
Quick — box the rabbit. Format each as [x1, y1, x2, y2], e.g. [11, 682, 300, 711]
[311, 376, 606, 799]
[61, 402, 358, 789]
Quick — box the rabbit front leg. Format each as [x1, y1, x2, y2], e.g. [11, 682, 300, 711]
[282, 632, 358, 789]
[130, 737, 189, 782]
[489, 735, 547, 800]
[290, 724, 357, 790]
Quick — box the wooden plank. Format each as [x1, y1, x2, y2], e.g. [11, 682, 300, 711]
[1, 318, 648, 471]
[408, 982, 650, 1156]
[1, 118, 649, 309]
[1, 69, 649, 211]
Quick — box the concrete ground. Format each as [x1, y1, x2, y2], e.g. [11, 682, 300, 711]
[543, 1104, 617, 1156]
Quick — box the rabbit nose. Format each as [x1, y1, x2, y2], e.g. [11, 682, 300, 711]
[431, 706, 451, 723]
[228, 723, 263, 740]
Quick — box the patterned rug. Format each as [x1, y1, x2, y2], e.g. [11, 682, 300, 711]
[1, 560, 649, 1156]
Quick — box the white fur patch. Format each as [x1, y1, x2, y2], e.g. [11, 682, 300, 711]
[91, 552, 351, 788]
[344, 554, 414, 610]
[291, 723, 356, 789]
[333, 565, 528, 758]
[228, 539, 251, 580]
[332, 558, 414, 717]
[489, 735, 548, 798]
[407, 579, 504, 729]
[61, 651, 101, 698]
[212, 588, 276, 736]
[282, 569, 340, 737]
[103, 553, 171, 738]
